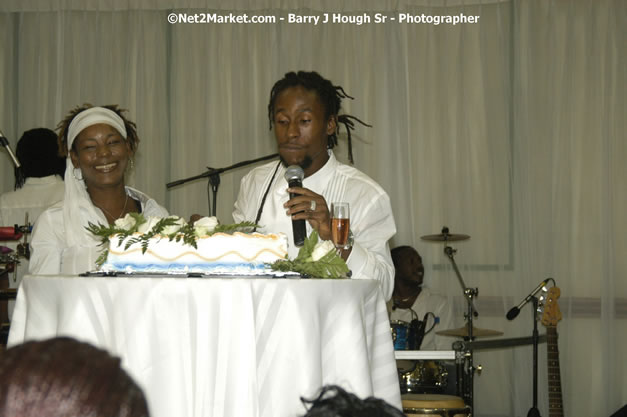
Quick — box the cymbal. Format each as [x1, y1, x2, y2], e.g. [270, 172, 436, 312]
[421, 232, 470, 242]
[459, 334, 547, 351]
[436, 326, 503, 338]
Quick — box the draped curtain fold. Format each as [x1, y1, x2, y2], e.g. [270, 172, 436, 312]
[0, 1, 624, 416]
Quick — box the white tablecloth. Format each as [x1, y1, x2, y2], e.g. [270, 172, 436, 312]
[8, 275, 401, 417]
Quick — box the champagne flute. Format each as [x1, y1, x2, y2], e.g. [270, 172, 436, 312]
[331, 202, 350, 249]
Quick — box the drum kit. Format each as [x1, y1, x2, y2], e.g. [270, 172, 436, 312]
[0, 218, 30, 342]
[393, 226, 536, 417]
[0, 249, 18, 345]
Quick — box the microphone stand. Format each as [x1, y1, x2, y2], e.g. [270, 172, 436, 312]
[166, 153, 279, 217]
[528, 296, 541, 417]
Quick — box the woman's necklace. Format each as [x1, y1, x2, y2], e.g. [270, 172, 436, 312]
[100, 194, 129, 221]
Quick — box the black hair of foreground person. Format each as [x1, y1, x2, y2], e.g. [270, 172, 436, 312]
[301, 385, 405, 417]
[0, 337, 149, 417]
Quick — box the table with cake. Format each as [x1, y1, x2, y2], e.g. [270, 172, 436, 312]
[7, 215, 401, 417]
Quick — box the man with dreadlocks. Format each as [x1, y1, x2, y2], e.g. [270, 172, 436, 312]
[0, 128, 66, 320]
[233, 71, 396, 300]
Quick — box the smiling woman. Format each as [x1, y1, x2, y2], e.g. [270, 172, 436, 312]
[28, 105, 169, 275]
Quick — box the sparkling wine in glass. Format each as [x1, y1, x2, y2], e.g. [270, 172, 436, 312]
[331, 202, 350, 249]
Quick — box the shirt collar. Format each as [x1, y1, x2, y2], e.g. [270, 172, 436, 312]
[24, 175, 63, 186]
[302, 150, 338, 193]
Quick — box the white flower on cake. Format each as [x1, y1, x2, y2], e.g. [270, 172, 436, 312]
[311, 239, 335, 262]
[194, 216, 219, 237]
[161, 216, 187, 235]
[137, 216, 162, 234]
[114, 213, 136, 231]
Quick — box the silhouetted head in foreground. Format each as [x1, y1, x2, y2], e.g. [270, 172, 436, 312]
[301, 385, 405, 417]
[0, 337, 149, 417]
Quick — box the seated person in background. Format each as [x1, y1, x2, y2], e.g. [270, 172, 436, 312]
[0, 127, 65, 227]
[0, 337, 149, 417]
[29, 105, 168, 275]
[387, 245, 455, 350]
[301, 385, 405, 417]
[233, 71, 396, 300]
[0, 128, 65, 320]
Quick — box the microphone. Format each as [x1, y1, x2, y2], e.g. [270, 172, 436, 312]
[0, 130, 21, 168]
[506, 278, 551, 320]
[284, 165, 306, 247]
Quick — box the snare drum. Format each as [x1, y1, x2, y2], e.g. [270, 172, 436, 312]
[402, 394, 471, 417]
[390, 320, 411, 350]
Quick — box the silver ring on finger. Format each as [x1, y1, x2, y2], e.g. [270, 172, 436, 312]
[310, 200, 317, 211]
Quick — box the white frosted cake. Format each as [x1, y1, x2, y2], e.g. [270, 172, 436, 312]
[89, 214, 289, 275]
[90, 214, 348, 278]
[101, 231, 288, 275]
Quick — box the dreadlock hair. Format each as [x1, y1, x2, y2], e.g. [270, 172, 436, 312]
[13, 128, 66, 190]
[0, 337, 150, 417]
[301, 385, 406, 417]
[267, 71, 372, 164]
[56, 103, 140, 158]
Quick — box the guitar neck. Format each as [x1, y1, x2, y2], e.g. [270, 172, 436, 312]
[547, 326, 564, 417]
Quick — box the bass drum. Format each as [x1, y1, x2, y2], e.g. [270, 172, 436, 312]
[402, 394, 471, 417]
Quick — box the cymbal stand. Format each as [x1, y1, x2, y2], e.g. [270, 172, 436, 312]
[443, 245, 479, 323]
[443, 243, 479, 410]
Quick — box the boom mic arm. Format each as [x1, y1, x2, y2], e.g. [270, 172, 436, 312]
[506, 278, 553, 320]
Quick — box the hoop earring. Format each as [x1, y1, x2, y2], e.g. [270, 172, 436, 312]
[73, 167, 83, 181]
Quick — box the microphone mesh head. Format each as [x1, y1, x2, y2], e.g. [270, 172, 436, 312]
[506, 307, 520, 321]
[284, 165, 304, 182]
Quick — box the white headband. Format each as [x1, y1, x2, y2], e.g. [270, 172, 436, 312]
[67, 106, 128, 148]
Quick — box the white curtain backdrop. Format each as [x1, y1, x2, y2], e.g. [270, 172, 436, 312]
[0, 1, 625, 416]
